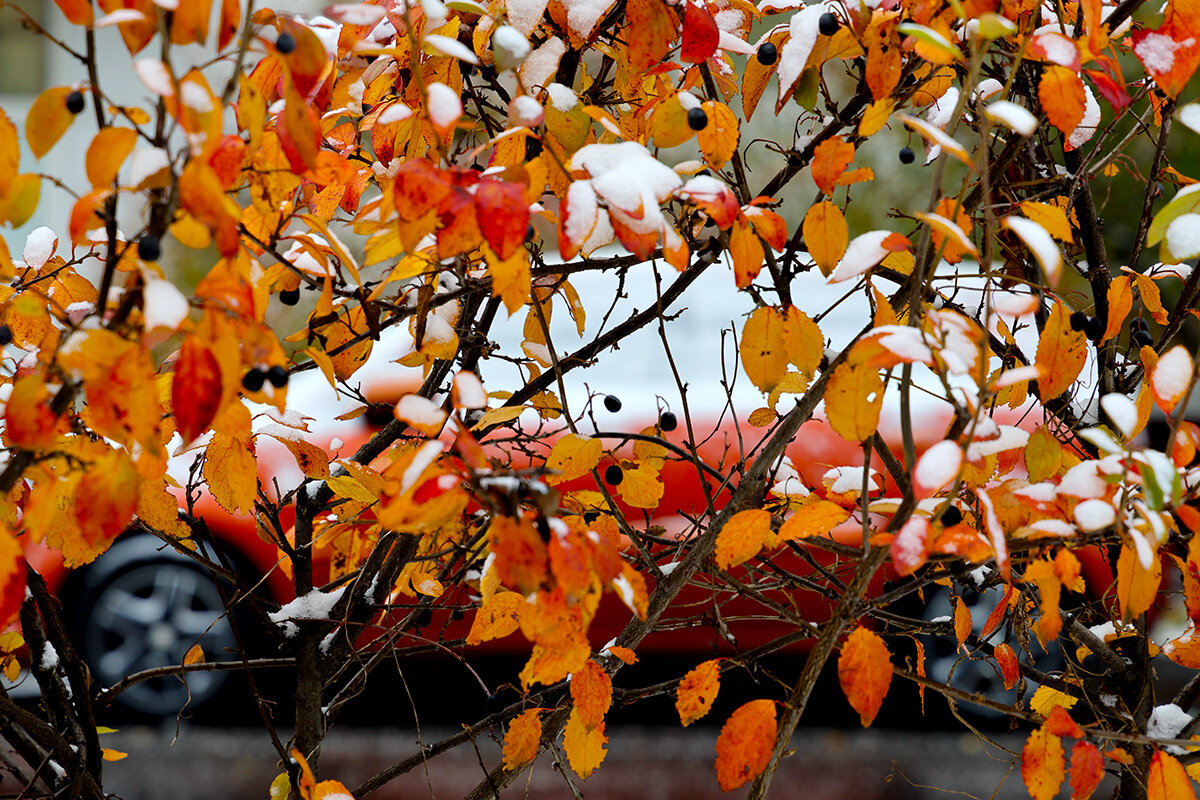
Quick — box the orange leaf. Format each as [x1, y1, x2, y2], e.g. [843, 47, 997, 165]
[1069, 741, 1104, 800]
[475, 177, 530, 260]
[171, 0, 213, 45]
[503, 709, 544, 769]
[0, 528, 26, 628]
[1044, 706, 1084, 738]
[69, 189, 111, 246]
[1126, 269, 1170, 325]
[730, 217, 765, 288]
[802, 201, 848, 277]
[25, 87, 79, 159]
[740, 306, 789, 392]
[1022, 727, 1066, 800]
[606, 645, 637, 664]
[52, 0, 94, 24]
[743, 27, 788, 119]
[995, 642, 1019, 690]
[627, 0, 677, 72]
[75, 448, 141, 547]
[1117, 544, 1162, 623]
[1038, 66, 1087, 136]
[745, 206, 788, 251]
[681, 0, 719, 63]
[1148, 750, 1196, 800]
[467, 591, 524, 645]
[179, 159, 242, 257]
[696, 101, 739, 169]
[184, 643, 205, 666]
[172, 337, 224, 445]
[714, 699, 777, 791]
[953, 596, 972, 649]
[777, 498, 850, 541]
[1035, 301, 1088, 401]
[825, 362, 884, 443]
[715, 509, 773, 570]
[4, 375, 65, 451]
[563, 709, 607, 778]
[811, 136, 855, 196]
[571, 660, 612, 728]
[676, 659, 721, 726]
[491, 516, 549, 595]
[85, 127, 138, 189]
[838, 626, 892, 727]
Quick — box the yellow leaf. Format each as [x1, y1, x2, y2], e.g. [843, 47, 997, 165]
[1025, 426, 1064, 483]
[1035, 301, 1087, 401]
[617, 464, 664, 509]
[748, 407, 776, 427]
[503, 708, 544, 769]
[472, 406, 527, 429]
[825, 362, 884, 443]
[858, 97, 894, 137]
[86, 127, 139, 189]
[740, 306, 789, 392]
[783, 307, 823, 377]
[676, 659, 721, 726]
[696, 101, 739, 169]
[484, 246, 532, 315]
[715, 509, 773, 570]
[563, 709, 607, 778]
[1030, 685, 1078, 717]
[204, 432, 257, 515]
[546, 434, 603, 485]
[101, 748, 128, 762]
[1019, 200, 1074, 242]
[25, 87, 79, 159]
[777, 498, 850, 541]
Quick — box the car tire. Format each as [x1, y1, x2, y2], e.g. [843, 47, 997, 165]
[921, 584, 1062, 721]
[69, 536, 241, 718]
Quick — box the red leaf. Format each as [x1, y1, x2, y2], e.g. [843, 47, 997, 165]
[1132, 8, 1200, 99]
[475, 178, 530, 260]
[1044, 706, 1084, 738]
[681, 1, 719, 64]
[995, 642, 1019, 690]
[1069, 741, 1104, 800]
[172, 338, 224, 445]
[394, 159, 450, 223]
[1085, 69, 1130, 113]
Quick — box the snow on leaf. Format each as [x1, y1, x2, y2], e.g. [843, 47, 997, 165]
[829, 230, 893, 283]
[1074, 499, 1116, 532]
[1180, 102, 1200, 134]
[889, 517, 929, 576]
[714, 699, 777, 791]
[1100, 393, 1138, 439]
[676, 659, 721, 726]
[1066, 83, 1100, 151]
[394, 394, 448, 437]
[1003, 216, 1062, 285]
[838, 627, 892, 727]
[424, 33, 480, 64]
[984, 100, 1037, 135]
[715, 509, 773, 570]
[914, 440, 962, 495]
[776, 6, 823, 107]
[1022, 726, 1066, 800]
[1165, 212, 1200, 261]
[895, 114, 972, 167]
[506, 0, 550, 35]
[426, 82, 463, 134]
[915, 210, 976, 257]
[1151, 345, 1194, 413]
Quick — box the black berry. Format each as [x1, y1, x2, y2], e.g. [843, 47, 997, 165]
[275, 32, 296, 54]
[1085, 316, 1104, 342]
[266, 365, 289, 388]
[0, 325, 11, 346]
[659, 411, 678, 431]
[583, 510, 600, 523]
[603, 394, 622, 412]
[686, 107, 708, 131]
[899, 146, 915, 164]
[526, 225, 536, 241]
[756, 42, 778, 65]
[818, 12, 839, 36]
[136, 235, 160, 261]
[604, 464, 623, 485]
[451, 607, 465, 621]
[1130, 317, 1149, 334]
[941, 505, 962, 527]
[279, 287, 300, 306]
[66, 91, 85, 115]
[241, 368, 266, 393]
[1132, 328, 1154, 348]
[1069, 311, 1089, 332]
[524, 136, 543, 161]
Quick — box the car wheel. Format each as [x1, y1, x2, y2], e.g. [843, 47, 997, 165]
[71, 537, 240, 718]
[922, 584, 1061, 721]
